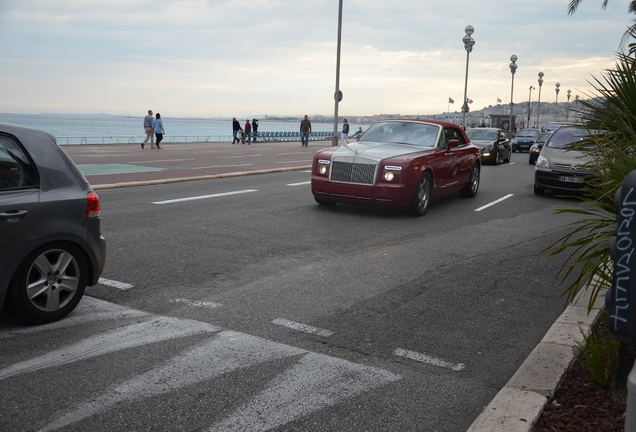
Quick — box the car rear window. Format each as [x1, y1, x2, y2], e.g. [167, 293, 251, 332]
[467, 129, 497, 140]
[0, 135, 38, 190]
[516, 130, 540, 138]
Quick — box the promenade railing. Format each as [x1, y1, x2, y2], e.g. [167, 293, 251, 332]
[56, 132, 335, 145]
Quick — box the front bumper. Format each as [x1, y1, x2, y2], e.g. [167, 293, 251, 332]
[534, 169, 592, 193]
[311, 176, 415, 207]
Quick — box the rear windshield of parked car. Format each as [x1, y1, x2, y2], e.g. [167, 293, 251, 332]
[359, 122, 440, 147]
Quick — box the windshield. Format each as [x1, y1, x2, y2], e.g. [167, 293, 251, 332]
[546, 127, 594, 149]
[536, 132, 551, 143]
[467, 129, 497, 140]
[516, 129, 541, 138]
[359, 121, 440, 147]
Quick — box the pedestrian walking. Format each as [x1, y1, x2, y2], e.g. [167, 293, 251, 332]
[300, 115, 312, 147]
[243, 119, 252, 144]
[232, 117, 241, 144]
[141, 110, 154, 149]
[252, 119, 259, 142]
[340, 118, 350, 146]
[153, 113, 165, 149]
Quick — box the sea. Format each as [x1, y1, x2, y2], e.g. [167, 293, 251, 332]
[0, 113, 368, 145]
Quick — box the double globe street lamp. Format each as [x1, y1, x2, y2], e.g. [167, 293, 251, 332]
[461, 25, 475, 129]
[509, 55, 518, 135]
[555, 82, 561, 121]
[536, 72, 544, 129]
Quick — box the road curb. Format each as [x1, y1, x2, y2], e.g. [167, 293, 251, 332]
[466, 289, 605, 432]
[92, 165, 312, 190]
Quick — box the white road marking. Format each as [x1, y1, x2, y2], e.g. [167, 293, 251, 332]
[152, 189, 258, 204]
[287, 181, 311, 186]
[474, 194, 514, 212]
[0, 317, 221, 381]
[276, 160, 312, 164]
[393, 348, 465, 371]
[0, 297, 149, 340]
[98, 277, 134, 290]
[190, 163, 254, 169]
[207, 352, 400, 432]
[132, 158, 196, 163]
[278, 152, 309, 156]
[39, 330, 307, 432]
[272, 318, 333, 337]
[218, 154, 263, 159]
[173, 298, 223, 308]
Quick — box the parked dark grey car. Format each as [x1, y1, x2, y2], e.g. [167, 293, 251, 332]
[0, 122, 106, 324]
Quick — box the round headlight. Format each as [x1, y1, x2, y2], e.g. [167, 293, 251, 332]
[384, 171, 395, 182]
[319, 165, 328, 175]
[536, 155, 549, 168]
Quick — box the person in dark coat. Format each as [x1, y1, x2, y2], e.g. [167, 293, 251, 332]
[252, 119, 259, 142]
[243, 119, 252, 145]
[232, 117, 241, 144]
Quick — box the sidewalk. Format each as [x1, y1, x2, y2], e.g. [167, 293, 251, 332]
[62, 139, 317, 190]
[64, 139, 602, 431]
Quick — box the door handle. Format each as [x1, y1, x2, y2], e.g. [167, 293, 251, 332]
[0, 210, 28, 223]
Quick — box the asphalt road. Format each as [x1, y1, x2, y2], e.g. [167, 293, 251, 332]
[0, 149, 583, 432]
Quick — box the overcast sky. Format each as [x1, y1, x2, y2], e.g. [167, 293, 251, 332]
[0, 0, 632, 118]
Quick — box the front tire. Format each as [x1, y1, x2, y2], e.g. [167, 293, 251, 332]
[6, 243, 88, 324]
[503, 149, 511, 163]
[460, 163, 480, 198]
[492, 150, 499, 165]
[409, 172, 432, 216]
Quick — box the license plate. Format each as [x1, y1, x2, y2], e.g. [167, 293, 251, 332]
[558, 175, 584, 184]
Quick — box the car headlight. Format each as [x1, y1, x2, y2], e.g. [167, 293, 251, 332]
[383, 165, 402, 182]
[512, 139, 518, 144]
[530, 147, 540, 153]
[536, 155, 549, 168]
[317, 159, 330, 176]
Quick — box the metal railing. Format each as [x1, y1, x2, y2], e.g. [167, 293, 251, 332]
[56, 132, 335, 145]
[56, 135, 233, 145]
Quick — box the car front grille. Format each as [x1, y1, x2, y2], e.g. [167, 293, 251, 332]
[330, 161, 377, 185]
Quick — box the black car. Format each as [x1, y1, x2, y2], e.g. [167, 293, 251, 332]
[534, 125, 594, 195]
[466, 127, 512, 165]
[528, 131, 552, 165]
[0, 123, 107, 324]
[512, 128, 541, 152]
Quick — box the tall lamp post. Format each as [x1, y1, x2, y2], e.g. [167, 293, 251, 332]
[566, 89, 571, 122]
[332, 0, 344, 146]
[461, 25, 475, 129]
[536, 72, 544, 129]
[527, 85, 535, 128]
[554, 82, 560, 121]
[508, 55, 518, 135]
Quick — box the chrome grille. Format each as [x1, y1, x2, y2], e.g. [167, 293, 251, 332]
[330, 161, 377, 185]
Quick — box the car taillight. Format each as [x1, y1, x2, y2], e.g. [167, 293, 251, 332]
[87, 191, 101, 218]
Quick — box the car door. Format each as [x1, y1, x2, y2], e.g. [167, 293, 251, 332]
[440, 127, 472, 187]
[0, 134, 39, 278]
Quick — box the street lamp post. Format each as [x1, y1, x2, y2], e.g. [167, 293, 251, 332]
[536, 72, 544, 129]
[509, 55, 518, 135]
[527, 85, 535, 128]
[566, 89, 571, 122]
[332, 0, 344, 146]
[554, 82, 560, 121]
[461, 25, 475, 129]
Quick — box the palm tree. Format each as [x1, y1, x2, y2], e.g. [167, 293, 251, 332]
[567, 0, 636, 15]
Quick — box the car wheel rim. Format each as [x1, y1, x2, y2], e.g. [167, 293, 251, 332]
[470, 166, 480, 193]
[25, 249, 80, 312]
[418, 176, 431, 211]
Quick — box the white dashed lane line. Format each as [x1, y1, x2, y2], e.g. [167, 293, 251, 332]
[98, 278, 134, 291]
[287, 181, 311, 186]
[152, 189, 259, 204]
[393, 348, 465, 372]
[272, 318, 334, 337]
[173, 298, 223, 308]
[474, 193, 514, 212]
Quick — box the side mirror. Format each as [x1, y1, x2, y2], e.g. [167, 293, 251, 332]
[447, 139, 460, 149]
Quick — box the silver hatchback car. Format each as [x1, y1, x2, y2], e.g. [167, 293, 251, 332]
[0, 122, 107, 324]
